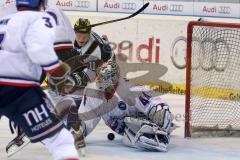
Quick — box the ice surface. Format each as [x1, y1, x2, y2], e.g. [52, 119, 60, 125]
[0, 94, 240, 160]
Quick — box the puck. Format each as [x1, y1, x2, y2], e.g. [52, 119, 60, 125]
[107, 133, 115, 141]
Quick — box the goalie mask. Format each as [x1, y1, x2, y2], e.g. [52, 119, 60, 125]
[96, 61, 120, 90]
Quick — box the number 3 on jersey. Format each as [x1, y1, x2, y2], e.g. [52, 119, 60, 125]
[0, 33, 5, 50]
[42, 17, 53, 28]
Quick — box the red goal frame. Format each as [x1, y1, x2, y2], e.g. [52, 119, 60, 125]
[184, 21, 240, 138]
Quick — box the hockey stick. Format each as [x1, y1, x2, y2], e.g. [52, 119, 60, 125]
[80, 2, 150, 29]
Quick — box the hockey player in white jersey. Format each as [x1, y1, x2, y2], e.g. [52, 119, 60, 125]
[0, 0, 79, 160]
[56, 60, 173, 152]
[3, 1, 84, 157]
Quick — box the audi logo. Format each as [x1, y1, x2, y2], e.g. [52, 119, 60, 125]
[74, 0, 90, 8]
[191, 37, 230, 72]
[170, 4, 183, 12]
[171, 36, 187, 69]
[171, 36, 231, 71]
[218, 6, 231, 14]
[121, 3, 137, 10]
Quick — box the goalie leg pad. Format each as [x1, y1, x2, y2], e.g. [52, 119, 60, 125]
[149, 104, 173, 133]
[123, 117, 170, 152]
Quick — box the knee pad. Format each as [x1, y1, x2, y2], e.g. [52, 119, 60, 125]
[42, 128, 79, 160]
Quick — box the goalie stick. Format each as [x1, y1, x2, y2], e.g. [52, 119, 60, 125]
[78, 2, 150, 29]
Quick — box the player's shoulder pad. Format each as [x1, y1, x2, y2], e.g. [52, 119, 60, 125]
[46, 11, 58, 25]
[45, 7, 62, 25]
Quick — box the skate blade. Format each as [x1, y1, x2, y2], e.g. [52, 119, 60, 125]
[6, 137, 30, 157]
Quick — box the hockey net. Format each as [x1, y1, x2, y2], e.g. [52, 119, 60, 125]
[185, 21, 240, 137]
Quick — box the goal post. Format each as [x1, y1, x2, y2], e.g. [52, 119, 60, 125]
[185, 21, 240, 138]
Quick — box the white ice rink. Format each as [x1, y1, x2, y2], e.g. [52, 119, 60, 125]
[1, 94, 240, 160]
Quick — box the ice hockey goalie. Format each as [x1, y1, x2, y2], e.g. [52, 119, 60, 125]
[57, 60, 174, 152]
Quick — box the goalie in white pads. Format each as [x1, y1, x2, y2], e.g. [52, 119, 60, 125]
[56, 60, 173, 152]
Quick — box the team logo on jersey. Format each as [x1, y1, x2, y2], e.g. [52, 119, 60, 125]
[23, 104, 50, 127]
[118, 101, 127, 110]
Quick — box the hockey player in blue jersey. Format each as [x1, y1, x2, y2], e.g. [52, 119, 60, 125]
[0, 0, 79, 159]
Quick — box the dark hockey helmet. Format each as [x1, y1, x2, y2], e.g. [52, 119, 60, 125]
[16, 0, 47, 8]
[74, 18, 91, 33]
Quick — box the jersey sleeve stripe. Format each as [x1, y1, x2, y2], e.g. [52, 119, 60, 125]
[42, 61, 60, 73]
[54, 46, 73, 51]
[0, 81, 39, 87]
[54, 41, 73, 51]
[0, 77, 40, 87]
[54, 41, 72, 46]
[0, 76, 40, 82]
[54, 45, 73, 51]
[41, 60, 59, 68]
